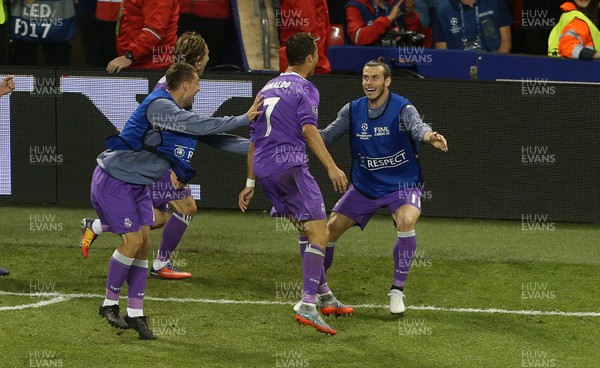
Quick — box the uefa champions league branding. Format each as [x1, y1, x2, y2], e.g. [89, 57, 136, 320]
[359, 150, 409, 170]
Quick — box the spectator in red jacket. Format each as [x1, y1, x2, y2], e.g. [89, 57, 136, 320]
[107, 0, 180, 74]
[346, 0, 428, 46]
[279, 0, 331, 74]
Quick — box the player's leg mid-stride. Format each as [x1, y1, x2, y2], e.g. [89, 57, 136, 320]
[80, 194, 194, 280]
[294, 231, 354, 318]
[80, 218, 98, 259]
[293, 219, 353, 336]
[149, 191, 195, 280]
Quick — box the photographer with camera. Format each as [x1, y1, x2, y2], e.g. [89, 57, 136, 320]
[433, 0, 512, 52]
[346, 0, 430, 47]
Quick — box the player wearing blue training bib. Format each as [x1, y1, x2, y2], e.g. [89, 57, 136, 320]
[90, 62, 263, 339]
[80, 33, 251, 281]
[314, 57, 448, 316]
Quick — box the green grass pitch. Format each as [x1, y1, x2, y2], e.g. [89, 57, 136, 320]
[0, 206, 599, 367]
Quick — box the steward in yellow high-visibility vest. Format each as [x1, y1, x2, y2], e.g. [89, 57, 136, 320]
[548, 1, 600, 59]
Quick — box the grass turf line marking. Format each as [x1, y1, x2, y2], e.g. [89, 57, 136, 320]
[0, 296, 71, 311]
[1, 291, 599, 317]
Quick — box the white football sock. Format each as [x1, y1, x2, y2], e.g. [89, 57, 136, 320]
[153, 259, 169, 270]
[127, 308, 144, 318]
[92, 219, 103, 234]
[102, 299, 118, 307]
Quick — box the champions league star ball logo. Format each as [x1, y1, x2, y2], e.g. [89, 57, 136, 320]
[357, 123, 372, 141]
[124, 218, 132, 228]
[451, 17, 459, 26]
[174, 147, 185, 158]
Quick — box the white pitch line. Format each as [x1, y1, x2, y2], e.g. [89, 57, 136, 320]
[0, 296, 71, 311]
[404, 305, 600, 318]
[1, 291, 599, 317]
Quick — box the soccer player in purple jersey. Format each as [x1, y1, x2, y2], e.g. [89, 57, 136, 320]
[316, 57, 448, 315]
[0, 76, 15, 277]
[238, 32, 352, 336]
[80, 33, 250, 280]
[93, 63, 262, 339]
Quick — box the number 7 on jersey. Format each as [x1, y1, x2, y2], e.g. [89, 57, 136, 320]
[263, 97, 280, 137]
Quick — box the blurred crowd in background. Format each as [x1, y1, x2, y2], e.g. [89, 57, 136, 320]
[0, 0, 597, 71]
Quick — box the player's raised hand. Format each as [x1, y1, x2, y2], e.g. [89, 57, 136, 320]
[239, 187, 255, 212]
[327, 165, 348, 193]
[429, 131, 448, 152]
[245, 94, 264, 122]
[0, 76, 15, 96]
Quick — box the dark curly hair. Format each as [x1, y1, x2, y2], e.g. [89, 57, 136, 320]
[286, 32, 318, 66]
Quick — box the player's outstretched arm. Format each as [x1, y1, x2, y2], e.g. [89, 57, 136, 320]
[239, 142, 256, 212]
[302, 124, 348, 193]
[198, 133, 250, 155]
[0, 76, 15, 97]
[423, 131, 448, 152]
[320, 103, 351, 146]
[148, 99, 253, 136]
